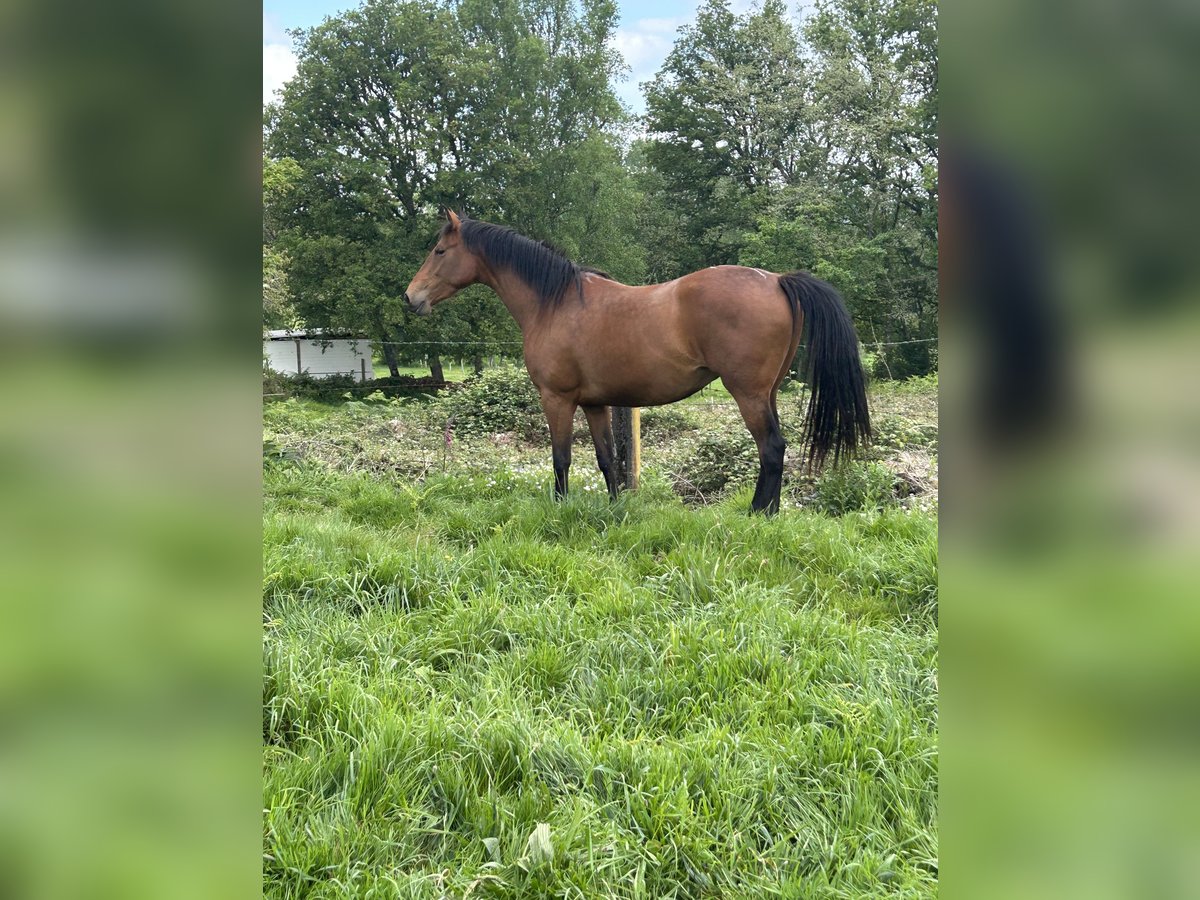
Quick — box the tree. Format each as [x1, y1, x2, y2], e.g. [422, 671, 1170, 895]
[775, 0, 938, 375]
[640, 0, 938, 376]
[263, 158, 301, 330]
[640, 0, 809, 276]
[264, 0, 641, 376]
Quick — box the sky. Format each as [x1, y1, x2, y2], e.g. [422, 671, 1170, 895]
[263, 0, 791, 116]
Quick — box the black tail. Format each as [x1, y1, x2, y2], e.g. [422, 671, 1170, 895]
[778, 272, 871, 469]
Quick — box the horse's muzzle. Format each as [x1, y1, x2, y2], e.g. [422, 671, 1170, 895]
[404, 292, 431, 316]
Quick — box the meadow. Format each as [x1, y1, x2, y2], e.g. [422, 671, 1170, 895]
[263, 371, 938, 898]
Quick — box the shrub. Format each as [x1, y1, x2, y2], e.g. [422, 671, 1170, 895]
[263, 371, 358, 403]
[777, 376, 807, 395]
[873, 372, 938, 396]
[860, 348, 887, 381]
[674, 430, 759, 498]
[872, 415, 939, 451]
[810, 461, 898, 515]
[438, 364, 546, 440]
[263, 370, 458, 404]
[640, 405, 700, 440]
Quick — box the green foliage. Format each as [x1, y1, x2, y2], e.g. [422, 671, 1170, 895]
[879, 371, 939, 395]
[811, 460, 900, 515]
[262, 157, 302, 328]
[262, 371, 359, 404]
[438, 364, 545, 440]
[639, 405, 700, 440]
[264, 0, 642, 372]
[675, 428, 760, 497]
[263, 370, 457, 405]
[261, 0, 935, 381]
[642, 0, 938, 376]
[872, 414, 939, 452]
[263, 366, 938, 520]
[638, 0, 804, 277]
[860, 347, 885, 380]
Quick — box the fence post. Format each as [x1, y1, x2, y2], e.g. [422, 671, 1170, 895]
[631, 408, 641, 490]
[360, 356, 367, 382]
[612, 407, 641, 491]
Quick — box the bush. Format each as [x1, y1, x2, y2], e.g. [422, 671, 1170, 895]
[675, 430, 759, 498]
[873, 372, 938, 395]
[811, 461, 898, 515]
[872, 415, 939, 451]
[438, 364, 546, 440]
[640, 405, 700, 440]
[263, 371, 358, 403]
[860, 348, 887, 381]
[264, 368, 466, 405]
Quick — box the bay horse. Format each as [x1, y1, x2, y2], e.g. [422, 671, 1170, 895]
[404, 211, 870, 514]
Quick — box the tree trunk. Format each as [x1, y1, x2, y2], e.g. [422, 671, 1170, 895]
[429, 353, 445, 382]
[380, 340, 400, 378]
[472, 353, 484, 376]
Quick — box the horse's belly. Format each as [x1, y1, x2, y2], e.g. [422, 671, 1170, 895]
[580, 367, 716, 408]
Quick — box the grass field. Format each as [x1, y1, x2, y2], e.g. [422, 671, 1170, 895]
[263, 374, 938, 897]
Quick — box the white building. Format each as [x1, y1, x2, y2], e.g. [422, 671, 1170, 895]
[263, 329, 372, 381]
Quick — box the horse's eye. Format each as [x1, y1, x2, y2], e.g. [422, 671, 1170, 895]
[434, 248, 445, 256]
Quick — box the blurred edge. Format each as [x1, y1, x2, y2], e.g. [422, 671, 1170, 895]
[1, 0, 1199, 895]
[944, 0, 1200, 896]
[0, 0, 261, 898]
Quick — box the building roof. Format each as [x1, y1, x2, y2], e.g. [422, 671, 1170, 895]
[264, 328, 368, 340]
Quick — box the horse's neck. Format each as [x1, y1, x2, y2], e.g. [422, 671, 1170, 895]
[480, 269, 547, 334]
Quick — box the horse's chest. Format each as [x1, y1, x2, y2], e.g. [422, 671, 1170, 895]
[523, 340, 583, 394]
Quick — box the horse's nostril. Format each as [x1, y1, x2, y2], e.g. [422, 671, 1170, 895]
[403, 292, 410, 304]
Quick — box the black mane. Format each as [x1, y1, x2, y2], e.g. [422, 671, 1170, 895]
[446, 217, 609, 307]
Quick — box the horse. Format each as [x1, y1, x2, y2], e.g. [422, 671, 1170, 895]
[404, 210, 870, 514]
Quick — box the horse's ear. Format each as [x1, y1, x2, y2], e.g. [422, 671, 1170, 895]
[446, 209, 461, 232]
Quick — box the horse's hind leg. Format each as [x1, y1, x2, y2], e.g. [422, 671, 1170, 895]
[582, 405, 619, 500]
[729, 389, 787, 515]
[770, 323, 803, 432]
[539, 391, 577, 499]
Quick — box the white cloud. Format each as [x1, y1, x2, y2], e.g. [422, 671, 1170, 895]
[613, 28, 673, 73]
[633, 17, 687, 34]
[613, 15, 689, 115]
[613, 0, 813, 117]
[263, 11, 290, 45]
[263, 42, 297, 107]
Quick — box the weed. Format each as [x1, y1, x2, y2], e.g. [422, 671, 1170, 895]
[809, 460, 900, 515]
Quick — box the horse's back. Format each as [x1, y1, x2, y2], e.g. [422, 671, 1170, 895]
[673, 265, 792, 328]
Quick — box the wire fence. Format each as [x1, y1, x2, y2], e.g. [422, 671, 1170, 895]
[362, 338, 936, 348]
[263, 336, 937, 398]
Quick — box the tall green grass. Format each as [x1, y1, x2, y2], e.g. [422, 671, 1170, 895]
[264, 463, 937, 897]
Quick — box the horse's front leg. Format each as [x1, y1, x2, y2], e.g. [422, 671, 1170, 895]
[539, 391, 577, 499]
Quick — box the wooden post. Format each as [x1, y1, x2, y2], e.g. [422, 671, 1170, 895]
[631, 407, 641, 490]
[612, 406, 641, 491]
[360, 356, 367, 382]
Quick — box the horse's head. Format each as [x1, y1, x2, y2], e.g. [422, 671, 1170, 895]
[404, 210, 480, 316]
